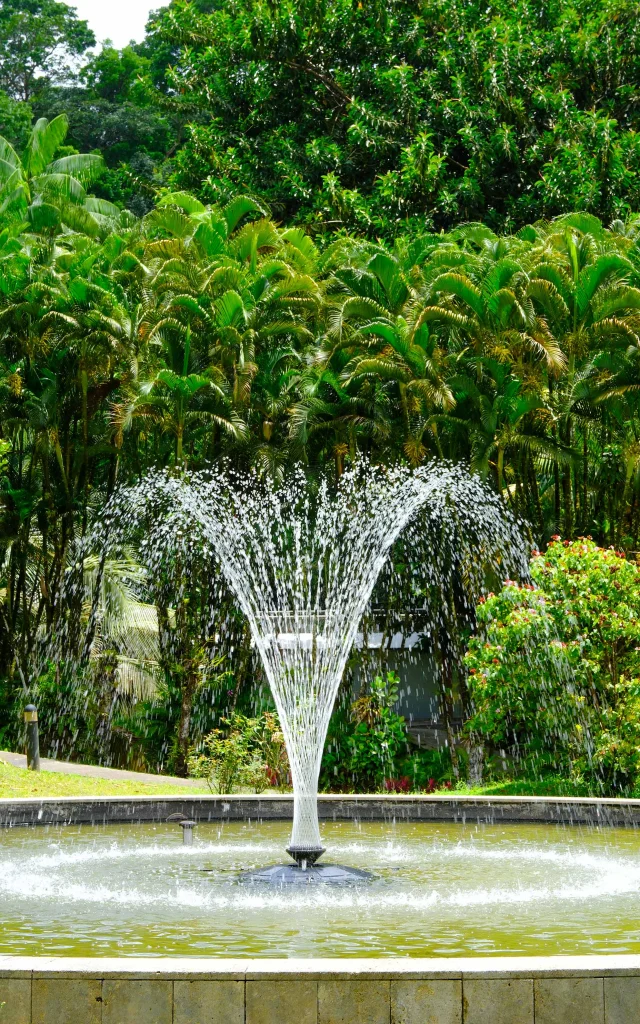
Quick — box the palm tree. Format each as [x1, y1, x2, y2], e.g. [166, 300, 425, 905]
[247, 346, 301, 479]
[0, 115, 122, 236]
[415, 249, 566, 374]
[449, 359, 569, 531]
[289, 359, 392, 474]
[320, 250, 451, 462]
[525, 217, 640, 534]
[83, 552, 162, 703]
[115, 325, 246, 464]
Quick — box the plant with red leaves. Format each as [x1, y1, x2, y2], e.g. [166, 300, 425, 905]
[384, 776, 411, 793]
[423, 777, 453, 793]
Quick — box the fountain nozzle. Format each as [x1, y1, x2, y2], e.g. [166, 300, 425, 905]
[167, 812, 197, 845]
[179, 820, 196, 845]
[286, 845, 325, 868]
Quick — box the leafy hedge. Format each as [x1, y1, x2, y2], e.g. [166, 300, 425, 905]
[466, 540, 640, 792]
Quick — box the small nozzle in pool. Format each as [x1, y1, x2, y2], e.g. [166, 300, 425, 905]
[179, 820, 196, 845]
[166, 813, 197, 845]
[286, 845, 325, 868]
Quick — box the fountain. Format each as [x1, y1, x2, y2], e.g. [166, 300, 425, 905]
[89, 460, 528, 883]
[10, 462, 640, 977]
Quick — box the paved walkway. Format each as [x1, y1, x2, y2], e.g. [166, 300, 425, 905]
[0, 750, 208, 789]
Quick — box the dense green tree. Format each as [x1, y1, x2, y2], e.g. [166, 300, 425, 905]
[81, 45, 150, 104]
[0, 0, 94, 101]
[0, 91, 32, 151]
[7, 0, 640, 241]
[140, 0, 640, 237]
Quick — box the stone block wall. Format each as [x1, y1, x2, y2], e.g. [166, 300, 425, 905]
[0, 956, 639, 1024]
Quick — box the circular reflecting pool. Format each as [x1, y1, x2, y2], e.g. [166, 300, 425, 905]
[1, 818, 639, 957]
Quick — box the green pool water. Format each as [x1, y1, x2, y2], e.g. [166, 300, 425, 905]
[0, 818, 638, 957]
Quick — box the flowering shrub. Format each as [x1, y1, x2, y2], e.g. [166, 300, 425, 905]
[424, 777, 453, 792]
[187, 711, 289, 793]
[384, 776, 411, 793]
[465, 539, 640, 793]
[384, 773, 454, 793]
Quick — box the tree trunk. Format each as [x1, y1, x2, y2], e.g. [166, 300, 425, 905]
[174, 665, 198, 777]
[553, 430, 561, 533]
[467, 739, 485, 787]
[582, 431, 589, 533]
[562, 422, 573, 538]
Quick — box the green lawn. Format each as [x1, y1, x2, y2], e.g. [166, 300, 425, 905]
[0, 758, 203, 798]
[0, 757, 628, 800]
[446, 778, 596, 798]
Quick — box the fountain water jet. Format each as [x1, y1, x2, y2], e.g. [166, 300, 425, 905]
[92, 460, 527, 880]
[39, 461, 529, 881]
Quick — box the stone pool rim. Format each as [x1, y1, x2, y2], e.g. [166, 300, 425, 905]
[0, 955, 639, 1024]
[2, 792, 640, 828]
[2, 953, 640, 976]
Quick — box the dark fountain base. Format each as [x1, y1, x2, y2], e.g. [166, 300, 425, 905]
[239, 844, 373, 885]
[239, 863, 373, 885]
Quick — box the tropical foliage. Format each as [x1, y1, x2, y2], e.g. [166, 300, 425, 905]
[465, 540, 640, 793]
[6, 0, 640, 238]
[3, 0, 640, 787]
[2, 140, 640, 773]
[322, 671, 409, 790]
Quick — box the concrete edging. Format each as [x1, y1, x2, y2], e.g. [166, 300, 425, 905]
[2, 792, 640, 828]
[0, 955, 638, 1023]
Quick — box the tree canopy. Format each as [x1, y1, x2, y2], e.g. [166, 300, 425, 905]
[0, 0, 95, 102]
[139, 0, 640, 236]
[1, 0, 639, 236]
[1, 164, 640, 770]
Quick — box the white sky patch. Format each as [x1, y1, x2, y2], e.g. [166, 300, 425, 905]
[64, 0, 168, 51]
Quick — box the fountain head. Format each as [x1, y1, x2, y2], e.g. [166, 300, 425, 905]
[286, 845, 326, 867]
[167, 813, 197, 845]
[179, 820, 196, 845]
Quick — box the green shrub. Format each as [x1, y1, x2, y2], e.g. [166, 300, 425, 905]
[321, 671, 409, 791]
[398, 747, 458, 790]
[465, 539, 640, 793]
[187, 711, 288, 793]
